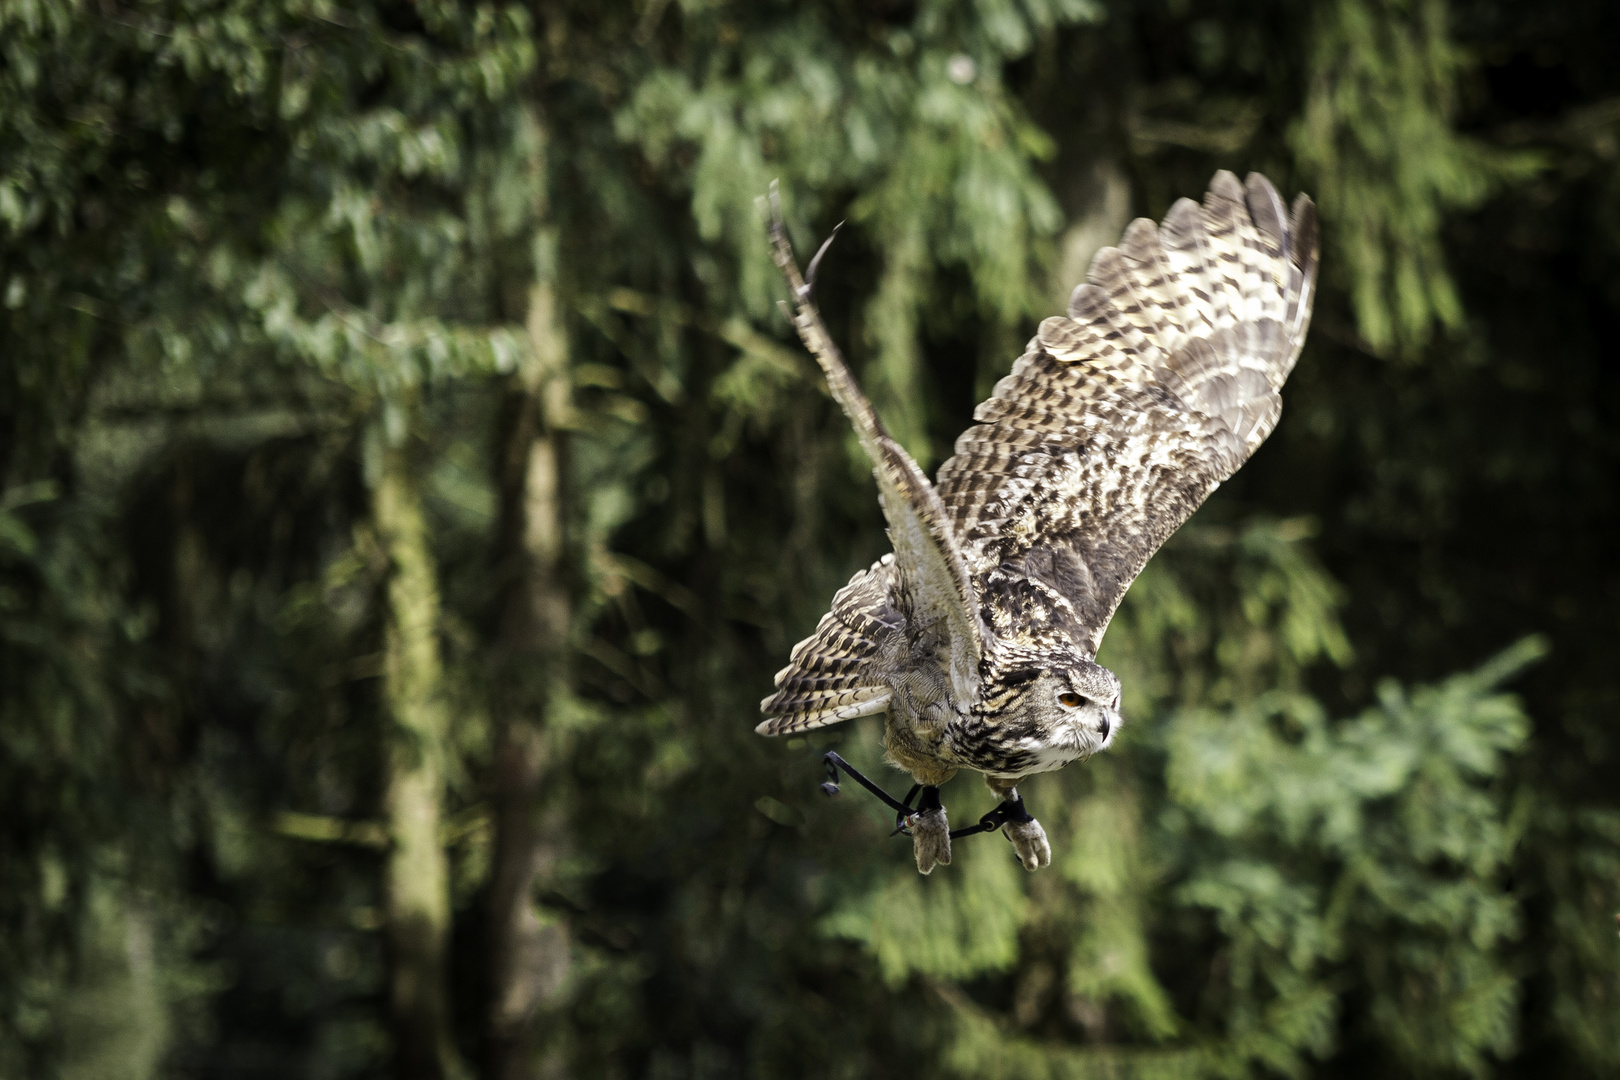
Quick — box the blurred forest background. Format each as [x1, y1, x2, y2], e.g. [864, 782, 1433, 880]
[2, 0, 1617, 1077]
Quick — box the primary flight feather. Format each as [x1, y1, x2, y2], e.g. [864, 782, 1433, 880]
[760, 171, 1319, 873]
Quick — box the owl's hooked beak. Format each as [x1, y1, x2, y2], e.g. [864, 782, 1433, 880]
[1097, 704, 1123, 750]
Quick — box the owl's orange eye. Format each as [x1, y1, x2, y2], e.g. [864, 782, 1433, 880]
[1058, 692, 1083, 708]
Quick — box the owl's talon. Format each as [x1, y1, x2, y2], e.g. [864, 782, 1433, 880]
[907, 785, 951, 873]
[909, 807, 951, 873]
[1004, 816, 1051, 870]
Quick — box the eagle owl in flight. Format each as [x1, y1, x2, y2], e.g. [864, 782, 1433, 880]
[759, 172, 1319, 874]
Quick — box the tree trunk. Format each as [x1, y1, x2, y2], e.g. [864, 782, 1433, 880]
[486, 268, 574, 1080]
[374, 436, 465, 1080]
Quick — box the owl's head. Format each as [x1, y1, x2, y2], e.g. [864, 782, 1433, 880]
[984, 658, 1122, 759]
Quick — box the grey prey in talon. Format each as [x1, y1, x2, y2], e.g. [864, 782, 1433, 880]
[759, 172, 1319, 874]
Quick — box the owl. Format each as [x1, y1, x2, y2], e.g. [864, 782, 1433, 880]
[759, 172, 1319, 874]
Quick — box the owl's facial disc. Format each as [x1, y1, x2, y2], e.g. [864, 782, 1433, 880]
[1059, 663, 1123, 752]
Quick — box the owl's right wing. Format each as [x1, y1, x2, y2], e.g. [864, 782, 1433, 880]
[936, 171, 1318, 659]
[761, 190, 987, 717]
[757, 556, 900, 735]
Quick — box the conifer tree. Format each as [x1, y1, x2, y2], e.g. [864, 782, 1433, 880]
[3, 1, 1617, 1078]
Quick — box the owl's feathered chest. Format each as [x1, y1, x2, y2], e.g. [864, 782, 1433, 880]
[880, 683, 1087, 779]
[879, 570, 1092, 779]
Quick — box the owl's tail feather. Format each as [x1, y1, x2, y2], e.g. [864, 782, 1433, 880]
[757, 557, 899, 736]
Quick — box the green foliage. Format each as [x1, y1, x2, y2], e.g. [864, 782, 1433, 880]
[883, 523, 1539, 1078]
[619, 0, 1085, 461]
[1290, 0, 1539, 355]
[3, 1, 1619, 1079]
[822, 835, 1030, 986]
[1166, 642, 1539, 1078]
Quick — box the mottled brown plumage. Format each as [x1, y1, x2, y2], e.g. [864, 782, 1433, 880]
[759, 172, 1319, 873]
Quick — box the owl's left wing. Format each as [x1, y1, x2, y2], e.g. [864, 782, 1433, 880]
[767, 189, 987, 705]
[936, 171, 1318, 658]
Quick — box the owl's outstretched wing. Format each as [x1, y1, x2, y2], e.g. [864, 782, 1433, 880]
[936, 171, 1318, 657]
[762, 187, 986, 721]
[756, 556, 900, 735]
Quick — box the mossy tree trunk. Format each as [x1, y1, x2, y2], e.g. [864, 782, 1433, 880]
[487, 259, 574, 1079]
[373, 433, 465, 1080]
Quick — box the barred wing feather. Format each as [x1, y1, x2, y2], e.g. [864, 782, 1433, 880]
[935, 171, 1319, 657]
[756, 557, 900, 735]
[759, 192, 988, 736]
